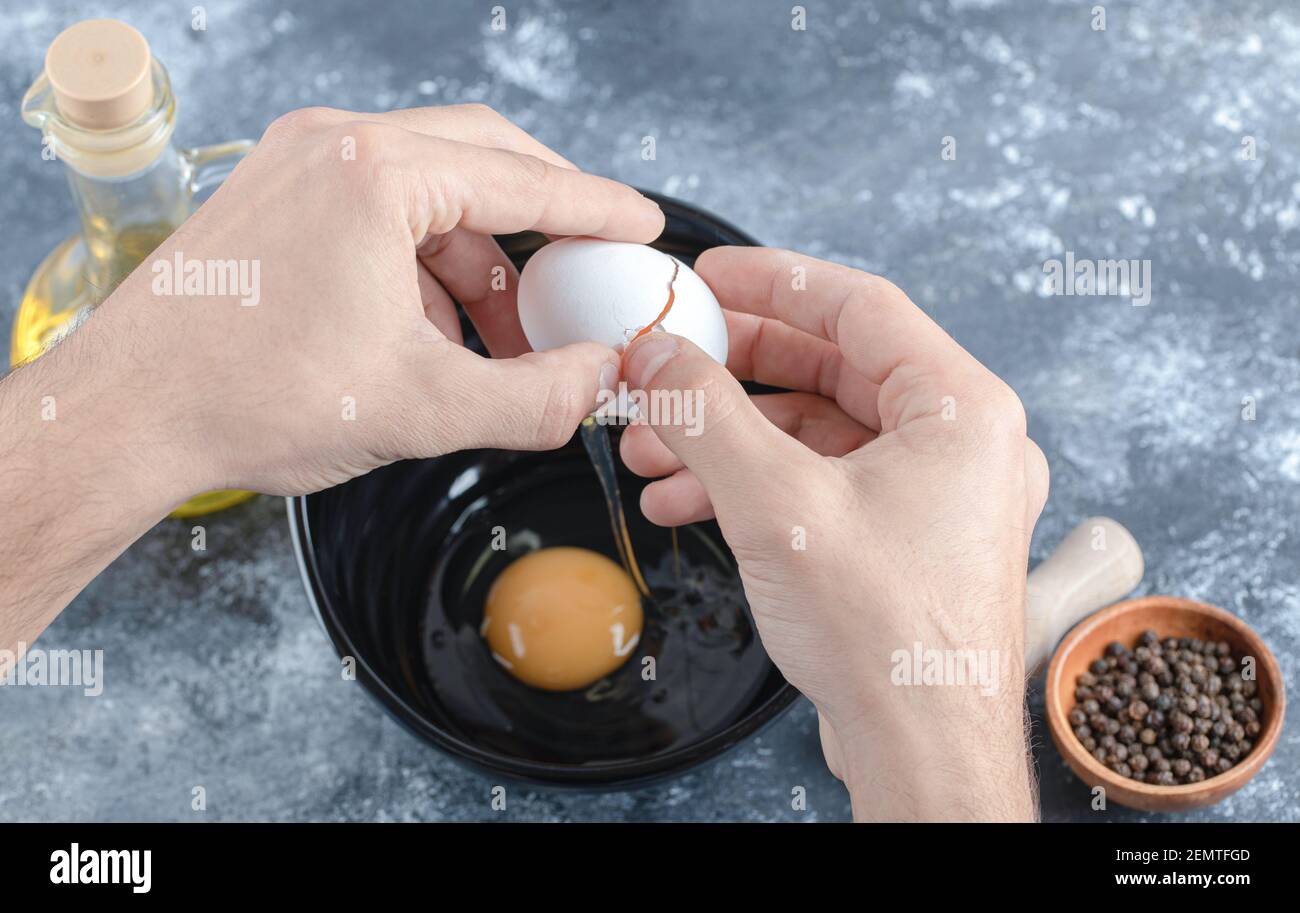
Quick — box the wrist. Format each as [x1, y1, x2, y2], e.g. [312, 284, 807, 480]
[11, 303, 211, 518]
[832, 676, 1037, 822]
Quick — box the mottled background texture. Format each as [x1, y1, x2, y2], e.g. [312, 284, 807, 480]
[1, 0, 1296, 822]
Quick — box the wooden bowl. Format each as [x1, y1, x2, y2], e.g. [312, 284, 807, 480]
[1046, 596, 1284, 811]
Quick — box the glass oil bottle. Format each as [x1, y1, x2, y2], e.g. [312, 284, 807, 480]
[15, 19, 256, 517]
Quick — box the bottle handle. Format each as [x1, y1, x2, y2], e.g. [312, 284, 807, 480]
[181, 139, 255, 198]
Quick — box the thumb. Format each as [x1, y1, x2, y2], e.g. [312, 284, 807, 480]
[622, 331, 806, 516]
[427, 340, 618, 453]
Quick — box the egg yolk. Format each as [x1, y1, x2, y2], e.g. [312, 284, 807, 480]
[482, 547, 643, 692]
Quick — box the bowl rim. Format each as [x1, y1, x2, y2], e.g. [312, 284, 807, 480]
[1045, 595, 1285, 807]
[283, 191, 803, 787]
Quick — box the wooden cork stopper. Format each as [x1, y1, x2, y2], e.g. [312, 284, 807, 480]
[45, 19, 153, 130]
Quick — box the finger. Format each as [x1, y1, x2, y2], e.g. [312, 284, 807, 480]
[620, 422, 682, 477]
[639, 469, 715, 526]
[417, 229, 527, 356]
[620, 331, 809, 519]
[405, 339, 619, 453]
[416, 260, 463, 344]
[361, 125, 663, 241]
[376, 105, 579, 169]
[696, 247, 984, 431]
[756, 392, 877, 454]
[724, 309, 881, 431]
[620, 392, 874, 478]
[294, 104, 580, 169]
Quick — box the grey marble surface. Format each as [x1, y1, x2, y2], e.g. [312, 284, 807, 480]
[1, 0, 1296, 822]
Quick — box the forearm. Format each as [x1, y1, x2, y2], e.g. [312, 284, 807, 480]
[0, 306, 198, 653]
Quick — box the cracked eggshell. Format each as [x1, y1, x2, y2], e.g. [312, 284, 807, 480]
[516, 238, 729, 364]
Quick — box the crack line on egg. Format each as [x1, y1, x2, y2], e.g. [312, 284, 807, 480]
[631, 257, 681, 342]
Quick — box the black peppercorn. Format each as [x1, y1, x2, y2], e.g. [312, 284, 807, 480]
[1069, 631, 1255, 787]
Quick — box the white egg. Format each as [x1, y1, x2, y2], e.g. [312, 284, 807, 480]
[516, 238, 729, 364]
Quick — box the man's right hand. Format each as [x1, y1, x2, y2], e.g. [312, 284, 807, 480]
[620, 247, 1049, 821]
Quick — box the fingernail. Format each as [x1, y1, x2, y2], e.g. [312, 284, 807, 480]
[593, 360, 620, 416]
[598, 360, 620, 395]
[624, 333, 679, 388]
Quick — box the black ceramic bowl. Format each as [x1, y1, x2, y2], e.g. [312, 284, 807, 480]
[287, 194, 799, 788]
